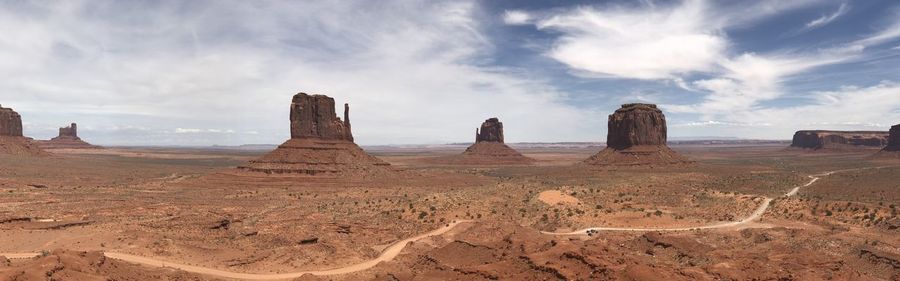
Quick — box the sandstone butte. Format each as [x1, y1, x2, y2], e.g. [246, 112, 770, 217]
[790, 130, 888, 150]
[36, 123, 101, 149]
[0, 105, 47, 156]
[872, 124, 900, 158]
[886, 124, 900, 151]
[237, 92, 389, 176]
[584, 103, 689, 166]
[430, 117, 535, 165]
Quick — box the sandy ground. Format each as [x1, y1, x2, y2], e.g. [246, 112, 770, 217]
[1, 144, 898, 280]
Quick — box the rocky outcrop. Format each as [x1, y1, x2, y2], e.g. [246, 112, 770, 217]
[606, 103, 666, 149]
[883, 125, 900, 152]
[0, 105, 23, 137]
[36, 123, 101, 149]
[59, 123, 77, 138]
[429, 117, 535, 165]
[790, 130, 888, 150]
[290, 93, 353, 141]
[584, 103, 689, 166]
[0, 105, 46, 156]
[476, 118, 504, 143]
[238, 92, 389, 176]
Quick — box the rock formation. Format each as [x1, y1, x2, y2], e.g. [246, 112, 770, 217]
[36, 123, 101, 149]
[290, 94, 353, 141]
[476, 118, 504, 143]
[873, 124, 900, 158]
[0, 105, 23, 137]
[790, 130, 888, 150]
[584, 103, 689, 166]
[0, 105, 47, 156]
[885, 124, 900, 151]
[238, 92, 389, 176]
[430, 118, 535, 165]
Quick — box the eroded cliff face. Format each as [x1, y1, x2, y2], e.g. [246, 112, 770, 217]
[585, 103, 688, 166]
[0, 105, 23, 137]
[58, 123, 78, 138]
[476, 118, 504, 143]
[884, 125, 900, 152]
[0, 105, 47, 155]
[606, 103, 666, 150]
[790, 130, 888, 150]
[239, 92, 389, 176]
[289, 93, 353, 141]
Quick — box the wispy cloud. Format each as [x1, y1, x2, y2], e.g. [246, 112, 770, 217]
[803, 3, 848, 30]
[175, 128, 235, 134]
[0, 1, 598, 145]
[532, 1, 727, 80]
[503, 10, 532, 25]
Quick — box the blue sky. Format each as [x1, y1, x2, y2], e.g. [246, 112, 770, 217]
[1, 0, 899, 145]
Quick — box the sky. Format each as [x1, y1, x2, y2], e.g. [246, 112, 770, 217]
[1, 0, 899, 146]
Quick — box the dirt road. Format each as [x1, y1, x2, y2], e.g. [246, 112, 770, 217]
[103, 220, 470, 280]
[541, 168, 881, 236]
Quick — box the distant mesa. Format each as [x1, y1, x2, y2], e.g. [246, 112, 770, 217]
[789, 130, 888, 150]
[583, 103, 690, 166]
[36, 123, 101, 149]
[237, 92, 390, 176]
[0, 104, 47, 156]
[428, 117, 536, 165]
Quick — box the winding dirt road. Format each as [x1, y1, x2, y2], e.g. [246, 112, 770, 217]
[105, 220, 470, 280]
[541, 169, 869, 236]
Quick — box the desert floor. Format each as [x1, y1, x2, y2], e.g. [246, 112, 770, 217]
[1, 144, 898, 280]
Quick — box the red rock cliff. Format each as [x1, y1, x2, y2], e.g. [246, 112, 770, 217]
[289, 93, 353, 141]
[0, 105, 23, 137]
[790, 130, 888, 149]
[885, 124, 900, 151]
[58, 123, 78, 138]
[475, 118, 504, 143]
[606, 103, 666, 149]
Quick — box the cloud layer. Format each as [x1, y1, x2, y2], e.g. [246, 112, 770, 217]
[512, 0, 900, 138]
[0, 1, 599, 145]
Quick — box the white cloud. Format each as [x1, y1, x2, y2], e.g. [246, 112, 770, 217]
[174, 128, 203, 134]
[175, 128, 235, 134]
[676, 45, 865, 113]
[671, 120, 773, 128]
[734, 82, 900, 137]
[533, 1, 727, 80]
[669, 82, 900, 138]
[502, 10, 532, 25]
[0, 1, 599, 145]
[803, 3, 848, 30]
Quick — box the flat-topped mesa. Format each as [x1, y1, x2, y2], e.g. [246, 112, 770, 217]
[475, 118, 504, 143]
[607, 103, 666, 149]
[883, 124, 900, 152]
[0, 104, 23, 137]
[237, 92, 389, 177]
[289, 93, 353, 141]
[790, 130, 888, 150]
[584, 103, 689, 166]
